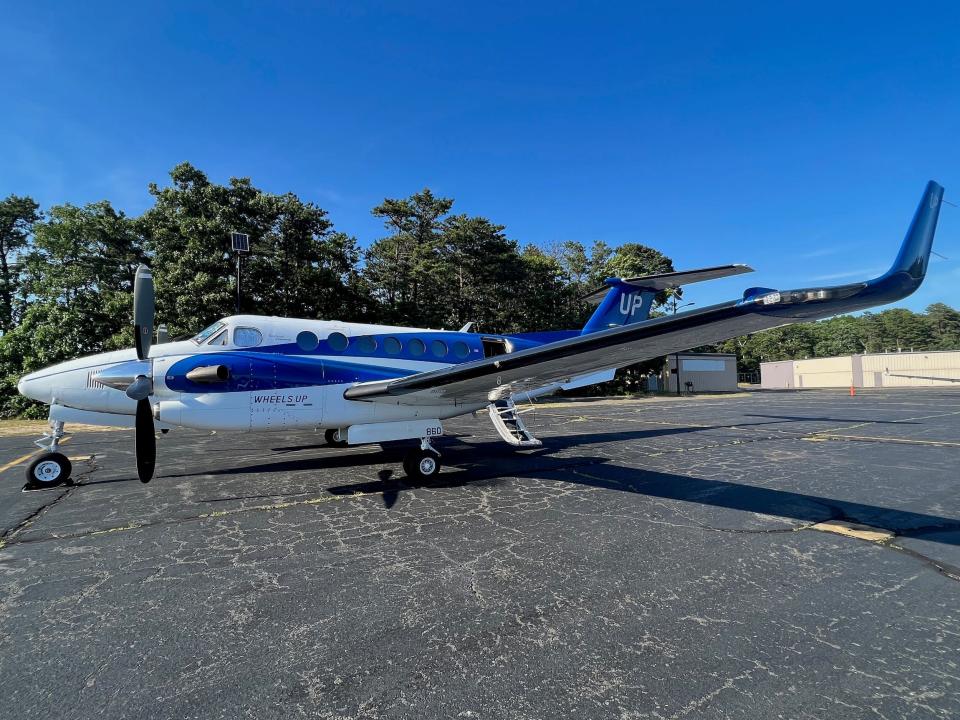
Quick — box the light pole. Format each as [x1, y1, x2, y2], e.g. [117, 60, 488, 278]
[230, 232, 250, 314]
[670, 298, 695, 394]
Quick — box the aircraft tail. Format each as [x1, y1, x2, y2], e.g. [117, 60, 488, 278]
[580, 265, 754, 334]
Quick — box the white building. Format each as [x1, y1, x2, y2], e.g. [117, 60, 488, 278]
[760, 351, 960, 389]
[664, 352, 739, 393]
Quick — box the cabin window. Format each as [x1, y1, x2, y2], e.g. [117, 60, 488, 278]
[234, 327, 263, 347]
[355, 336, 377, 353]
[431, 340, 448, 358]
[453, 341, 470, 359]
[192, 321, 226, 344]
[296, 331, 319, 351]
[409, 338, 426, 356]
[327, 332, 348, 351]
[384, 337, 402, 354]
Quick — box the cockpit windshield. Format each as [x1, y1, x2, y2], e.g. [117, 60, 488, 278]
[191, 321, 227, 345]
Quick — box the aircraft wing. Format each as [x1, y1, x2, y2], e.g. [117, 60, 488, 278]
[345, 181, 944, 407]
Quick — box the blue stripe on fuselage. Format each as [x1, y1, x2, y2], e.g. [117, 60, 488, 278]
[165, 329, 563, 394]
[164, 353, 431, 394]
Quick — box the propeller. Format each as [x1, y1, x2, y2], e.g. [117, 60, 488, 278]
[131, 265, 156, 483]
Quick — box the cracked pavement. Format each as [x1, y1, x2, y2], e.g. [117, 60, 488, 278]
[1, 389, 959, 719]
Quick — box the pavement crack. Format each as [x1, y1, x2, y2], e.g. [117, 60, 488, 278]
[0, 456, 98, 550]
[883, 541, 960, 583]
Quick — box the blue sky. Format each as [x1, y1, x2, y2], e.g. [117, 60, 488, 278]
[2, 2, 959, 313]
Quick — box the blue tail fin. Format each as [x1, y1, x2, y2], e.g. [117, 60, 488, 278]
[580, 264, 754, 335]
[581, 279, 658, 334]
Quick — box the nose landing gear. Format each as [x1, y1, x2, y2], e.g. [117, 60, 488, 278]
[25, 420, 72, 489]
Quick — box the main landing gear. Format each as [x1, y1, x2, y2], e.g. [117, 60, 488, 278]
[322, 425, 443, 480]
[402, 438, 442, 481]
[324, 428, 348, 448]
[25, 420, 72, 489]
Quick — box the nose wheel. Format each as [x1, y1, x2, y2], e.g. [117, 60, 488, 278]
[26, 452, 72, 489]
[25, 419, 72, 488]
[402, 439, 442, 480]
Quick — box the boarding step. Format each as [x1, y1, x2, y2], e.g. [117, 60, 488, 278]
[487, 399, 542, 447]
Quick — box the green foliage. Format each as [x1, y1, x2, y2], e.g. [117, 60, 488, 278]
[242, 194, 367, 322]
[365, 188, 454, 326]
[0, 194, 42, 331]
[440, 215, 525, 331]
[140, 163, 272, 336]
[595, 242, 674, 283]
[512, 246, 581, 332]
[926, 302, 960, 348]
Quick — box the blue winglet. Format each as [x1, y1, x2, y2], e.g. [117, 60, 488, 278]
[751, 180, 944, 318]
[882, 180, 943, 287]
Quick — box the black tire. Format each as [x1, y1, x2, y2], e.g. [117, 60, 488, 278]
[324, 428, 348, 448]
[26, 452, 72, 488]
[402, 448, 442, 480]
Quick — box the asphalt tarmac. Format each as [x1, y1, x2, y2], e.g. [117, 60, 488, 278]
[1, 389, 958, 719]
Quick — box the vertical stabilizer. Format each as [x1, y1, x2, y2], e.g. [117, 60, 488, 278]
[579, 264, 754, 335]
[581, 279, 658, 334]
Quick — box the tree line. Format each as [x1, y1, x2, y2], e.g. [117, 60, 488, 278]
[1, 162, 956, 417]
[0, 163, 673, 417]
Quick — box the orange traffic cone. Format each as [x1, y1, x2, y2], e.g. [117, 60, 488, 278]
[849, 385, 856, 397]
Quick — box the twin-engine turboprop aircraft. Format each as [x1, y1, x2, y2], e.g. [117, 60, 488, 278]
[17, 182, 945, 488]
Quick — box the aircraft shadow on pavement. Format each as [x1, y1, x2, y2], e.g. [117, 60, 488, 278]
[328, 458, 960, 544]
[323, 439, 960, 545]
[165, 424, 719, 483]
[116, 424, 960, 544]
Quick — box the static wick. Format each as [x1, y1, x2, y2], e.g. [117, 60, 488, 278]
[931, 250, 950, 261]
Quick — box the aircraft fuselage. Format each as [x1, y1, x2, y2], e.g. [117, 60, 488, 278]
[17, 315, 563, 433]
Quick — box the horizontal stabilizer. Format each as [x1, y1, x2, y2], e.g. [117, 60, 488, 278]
[583, 265, 753, 305]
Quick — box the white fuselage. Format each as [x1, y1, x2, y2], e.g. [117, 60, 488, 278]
[17, 315, 491, 433]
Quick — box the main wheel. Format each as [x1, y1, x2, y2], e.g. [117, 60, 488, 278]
[402, 448, 442, 480]
[25, 452, 72, 488]
[324, 429, 348, 448]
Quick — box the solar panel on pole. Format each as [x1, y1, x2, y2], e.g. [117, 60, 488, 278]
[231, 232, 250, 253]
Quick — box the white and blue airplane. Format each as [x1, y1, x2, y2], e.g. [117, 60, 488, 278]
[16, 182, 944, 488]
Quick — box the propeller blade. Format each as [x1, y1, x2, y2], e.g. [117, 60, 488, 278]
[135, 398, 156, 483]
[133, 265, 154, 361]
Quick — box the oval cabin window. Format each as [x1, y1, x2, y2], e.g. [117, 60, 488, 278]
[409, 338, 426, 356]
[327, 332, 348, 351]
[296, 331, 319, 351]
[453, 341, 470, 359]
[355, 336, 377, 353]
[431, 340, 448, 358]
[384, 337, 402, 354]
